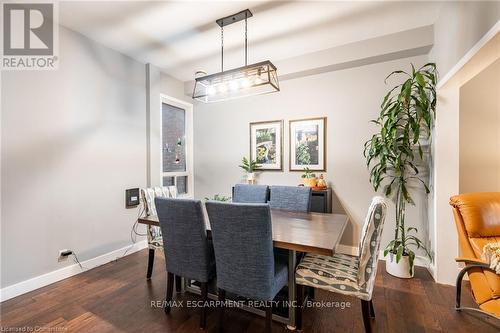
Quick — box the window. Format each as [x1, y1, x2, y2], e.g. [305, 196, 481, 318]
[160, 95, 193, 197]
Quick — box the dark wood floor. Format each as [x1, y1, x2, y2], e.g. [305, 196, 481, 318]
[1, 249, 499, 332]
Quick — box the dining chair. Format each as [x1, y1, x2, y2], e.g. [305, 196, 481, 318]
[295, 196, 387, 333]
[155, 197, 216, 329]
[141, 187, 172, 279]
[205, 201, 288, 333]
[269, 185, 312, 212]
[233, 184, 269, 203]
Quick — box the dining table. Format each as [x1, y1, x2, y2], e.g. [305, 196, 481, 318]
[138, 209, 349, 330]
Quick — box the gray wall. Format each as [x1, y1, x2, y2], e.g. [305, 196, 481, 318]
[430, 1, 500, 78]
[1, 26, 148, 288]
[193, 55, 430, 250]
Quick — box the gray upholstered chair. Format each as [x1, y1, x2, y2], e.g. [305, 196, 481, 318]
[295, 197, 387, 333]
[205, 201, 288, 333]
[233, 184, 269, 203]
[269, 185, 312, 212]
[155, 197, 215, 329]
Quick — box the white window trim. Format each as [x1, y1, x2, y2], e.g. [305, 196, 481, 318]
[159, 94, 194, 198]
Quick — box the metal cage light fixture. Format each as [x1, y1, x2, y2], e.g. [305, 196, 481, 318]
[192, 9, 280, 103]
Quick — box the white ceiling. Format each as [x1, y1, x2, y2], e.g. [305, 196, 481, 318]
[59, 1, 443, 82]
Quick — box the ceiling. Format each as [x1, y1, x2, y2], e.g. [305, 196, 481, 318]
[59, 1, 443, 82]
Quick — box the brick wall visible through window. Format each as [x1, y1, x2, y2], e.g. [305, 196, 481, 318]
[162, 103, 186, 172]
[161, 102, 189, 195]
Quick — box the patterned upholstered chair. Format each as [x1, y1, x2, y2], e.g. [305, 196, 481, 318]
[155, 198, 216, 329]
[295, 196, 387, 333]
[269, 185, 312, 212]
[141, 186, 177, 279]
[233, 184, 269, 203]
[205, 201, 288, 333]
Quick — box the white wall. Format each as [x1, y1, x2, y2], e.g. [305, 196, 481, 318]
[429, 1, 500, 285]
[459, 59, 500, 193]
[432, 38, 500, 284]
[193, 55, 431, 252]
[1, 26, 147, 289]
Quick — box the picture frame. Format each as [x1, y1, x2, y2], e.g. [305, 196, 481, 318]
[249, 120, 283, 171]
[289, 117, 327, 171]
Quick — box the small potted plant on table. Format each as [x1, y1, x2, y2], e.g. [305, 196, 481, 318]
[239, 157, 261, 184]
[301, 167, 317, 187]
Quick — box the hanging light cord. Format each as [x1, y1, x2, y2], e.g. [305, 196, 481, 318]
[221, 26, 224, 72]
[245, 15, 248, 66]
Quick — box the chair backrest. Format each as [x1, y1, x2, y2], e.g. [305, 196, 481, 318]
[357, 196, 387, 294]
[450, 192, 500, 242]
[233, 184, 269, 203]
[141, 186, 173, 216]
[205, 201, 276, 300]
[155, 197, 213, 282]
[269, 185, 312, 212]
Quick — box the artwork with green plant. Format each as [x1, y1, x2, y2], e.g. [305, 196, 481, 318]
[301, 167, 316, 179]
[296, 142, 311, 165]
[363, 63, 437, 274]
[239, 157, 261, 173]
[255, 128, 277, 164]
[204, 194, 231, 202]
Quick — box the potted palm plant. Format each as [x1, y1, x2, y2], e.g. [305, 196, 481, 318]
[239, 157, 261, 184]
[364, 63, 436, 278]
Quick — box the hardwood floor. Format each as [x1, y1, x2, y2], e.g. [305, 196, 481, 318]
[1, 249, 498, 332]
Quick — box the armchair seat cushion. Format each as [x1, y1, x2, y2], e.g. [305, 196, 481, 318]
[296, 253, 370, 301]
[479, 298, 500, 317]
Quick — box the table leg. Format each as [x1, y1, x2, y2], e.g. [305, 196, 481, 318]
[286, 250, 297, 331]
[147, 248, 155, 280]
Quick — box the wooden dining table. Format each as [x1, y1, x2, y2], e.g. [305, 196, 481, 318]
[138, 209, 349, 330]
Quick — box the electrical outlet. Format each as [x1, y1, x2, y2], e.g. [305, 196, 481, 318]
[58, 249, 73, 262]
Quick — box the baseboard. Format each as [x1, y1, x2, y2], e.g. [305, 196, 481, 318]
[335, 244, 430, 269]
[0, 240, 148, 302]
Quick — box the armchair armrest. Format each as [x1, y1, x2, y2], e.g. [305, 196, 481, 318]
[455, 257, 489, 265]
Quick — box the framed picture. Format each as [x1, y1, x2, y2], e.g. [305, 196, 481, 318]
[289, 117, 327, 171]
[249, 120, 283, 171]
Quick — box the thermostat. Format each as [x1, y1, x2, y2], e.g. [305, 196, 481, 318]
[126, 188, 140, 208]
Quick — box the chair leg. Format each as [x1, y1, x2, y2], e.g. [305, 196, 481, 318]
[360, 300, 372, 333]
[164, 272, 174, 314]
[217, 288, 226, 333]
[296, 284, 304, 331]
[146, 248, 155, 280]
[200, 282, 208, 329]
[175, 275, 182, 293]
[369, 300, 375, 318]
[265, 301, 273, 333]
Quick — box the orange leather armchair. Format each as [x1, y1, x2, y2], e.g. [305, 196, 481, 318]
[450, 192, 500, 319]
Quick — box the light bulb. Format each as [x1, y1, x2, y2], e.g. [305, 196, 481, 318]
[242, 78, 251, 88]
[254, 76, 263, 85]
[229, 80, 239, 91]
[207, 86, 216, 95]
[219, 84, 227, 93]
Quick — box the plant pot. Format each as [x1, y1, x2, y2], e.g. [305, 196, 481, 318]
[246, 172, 256, 184]
[385, 252, 414, 279]
[303, 178, 317, 187]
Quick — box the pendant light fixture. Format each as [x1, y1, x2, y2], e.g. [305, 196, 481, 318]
[192, 9, 280, 103]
